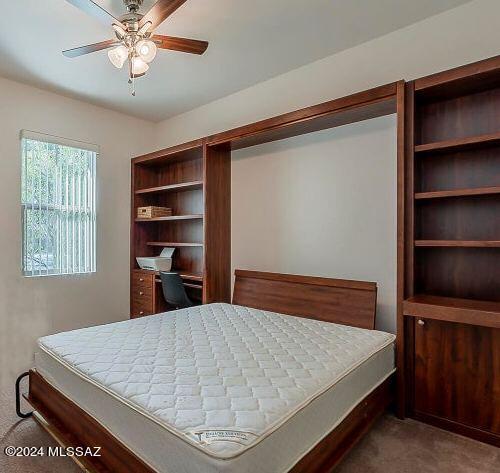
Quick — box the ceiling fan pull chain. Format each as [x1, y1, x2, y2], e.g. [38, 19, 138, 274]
[127, 56, 136, 96]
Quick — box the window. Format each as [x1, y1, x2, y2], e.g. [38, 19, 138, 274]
[21, 131, 97, 277]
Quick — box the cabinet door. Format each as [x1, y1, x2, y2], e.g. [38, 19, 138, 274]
[414, 319, 500, 435]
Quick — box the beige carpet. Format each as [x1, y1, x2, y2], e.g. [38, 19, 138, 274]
[1, 389, 499, 472]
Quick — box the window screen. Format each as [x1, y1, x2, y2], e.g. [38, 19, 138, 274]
[21, 131, 97, 276]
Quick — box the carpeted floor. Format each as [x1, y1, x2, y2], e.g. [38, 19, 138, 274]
[1, 389, 499, 472]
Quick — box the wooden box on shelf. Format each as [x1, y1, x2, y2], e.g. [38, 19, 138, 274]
[137, 206, 172, 219]
[400, 55, 500, 447]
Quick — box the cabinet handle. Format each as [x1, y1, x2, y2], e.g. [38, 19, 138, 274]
[139, 278, 144, 282]
[139, 311, 144, 316]
[417, 319, 425, 326]
[139, 291, 144, 296]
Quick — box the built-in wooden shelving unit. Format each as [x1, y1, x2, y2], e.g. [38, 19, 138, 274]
[399, 55, 500, 447]
[131, 140, 230, 316]
[131, 82, 401, 321]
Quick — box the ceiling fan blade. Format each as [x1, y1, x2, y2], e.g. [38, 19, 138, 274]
[66, 0, 122, 26]
[140, 0, 188, 30]
[63, 39, 119, 58]
[152, 35, 208, 55]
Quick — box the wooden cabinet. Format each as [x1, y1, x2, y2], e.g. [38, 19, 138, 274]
[131, 270, 155, 318]
[399, 55, 500, 447]
[413, 318, 500, 445]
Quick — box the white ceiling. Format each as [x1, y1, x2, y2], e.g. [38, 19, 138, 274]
[0, 0, 471, 122]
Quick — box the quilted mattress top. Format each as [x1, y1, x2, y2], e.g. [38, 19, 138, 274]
[38, 303, 395, 459]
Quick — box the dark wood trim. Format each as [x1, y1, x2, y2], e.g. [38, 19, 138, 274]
[413, 411, 500, 448]
[137, 82, 398, 161]
[27, 369, 394, 473]
[203, 143, 231, 303]
[414, 131, 500, 154]
[133, 139, 205, 164]
[135, 181, 204, 195]
[414, 186, 500, 200]
[233, 270, 377, 330]
[397, 80, 416, 419]
[207, 83, 397, 149]
[28, 370, 155, 473]
[414, 240, 500, 248]
[403, 55, 500, 444]
[234, 269, 377, 291]
[414, 54, 500, 93]
[403, 295, 500, 329]
[396, 80, 407, 419]
[290, 375, 395, 472]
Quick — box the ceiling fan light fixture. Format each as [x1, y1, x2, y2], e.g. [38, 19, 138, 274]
[138, 20, 153, 36]
[131, 56, 149, 75]
[112, 23, 127, 39]
[108, 45, 129, 68]
[136, 39, 157, 63]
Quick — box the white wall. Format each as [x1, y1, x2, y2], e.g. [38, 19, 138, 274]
[153, 0, 500, 147]
[151, 0, 500, 332]
[232, 116, 397, 332]
[0, 77, 155, 390]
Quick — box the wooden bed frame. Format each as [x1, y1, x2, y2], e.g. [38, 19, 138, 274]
[26, 270, 394, 473]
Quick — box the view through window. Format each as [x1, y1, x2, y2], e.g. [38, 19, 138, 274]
[21, 131, 97, 276]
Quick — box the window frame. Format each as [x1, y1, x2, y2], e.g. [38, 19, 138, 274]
[20, 130, 98, 278]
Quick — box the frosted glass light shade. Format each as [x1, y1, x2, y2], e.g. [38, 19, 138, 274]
[108, 46, 128, 69]
[131, 56, 149, 75]
[136, 40, 157, 63]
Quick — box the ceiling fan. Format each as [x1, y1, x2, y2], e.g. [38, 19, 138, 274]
[63, 0, 208, 94]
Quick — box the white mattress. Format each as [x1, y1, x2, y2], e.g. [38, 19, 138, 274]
[36, 303, 395, 473]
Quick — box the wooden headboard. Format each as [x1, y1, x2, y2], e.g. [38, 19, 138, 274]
[232, 270, 377, 329]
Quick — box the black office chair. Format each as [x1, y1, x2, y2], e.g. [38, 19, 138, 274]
[160, 272, 194, 310]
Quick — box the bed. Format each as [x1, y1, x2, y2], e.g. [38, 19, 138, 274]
[26, 270, 396, 473]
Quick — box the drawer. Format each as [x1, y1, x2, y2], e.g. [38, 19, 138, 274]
[132, 284, 153, 300]
[131, 306, 153, 318]
[132, 271, 155, 288]
[132, 289, 153, 311]
[131, 291, 153, 316]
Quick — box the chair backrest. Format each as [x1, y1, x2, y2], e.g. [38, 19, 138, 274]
[160, 272, 194, 310]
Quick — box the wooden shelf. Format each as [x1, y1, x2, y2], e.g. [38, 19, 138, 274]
[154, 277, 203, 289]
[147, 242, 203, 247]
[415, 131, 500, 154]
[415, 186, 500, 200]
[415, 240, 500, 248]
[135, 215, 203, 222]
[135, 181, 203, 195]
[145, 270, 203, 283]
[177, 272, 203, 282]
[403, 294, 500, 329]
[134, 141, 204, 165]
[183, 282, 203, 290]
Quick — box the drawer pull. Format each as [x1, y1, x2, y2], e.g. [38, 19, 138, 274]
[139, 278, 144, 282]
[139, 311, 144, 316]
[417, 319, 425, 326]
[139, 291, 144, 296]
